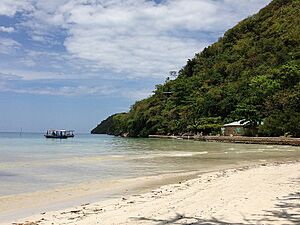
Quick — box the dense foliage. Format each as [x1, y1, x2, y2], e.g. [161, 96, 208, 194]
[92, 0, 300, 137]
[91, 113, 125, 135]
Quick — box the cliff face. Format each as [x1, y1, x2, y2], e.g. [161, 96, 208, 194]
[92, 0, 300, 137]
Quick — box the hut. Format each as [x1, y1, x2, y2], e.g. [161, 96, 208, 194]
[222, 120, 249, 136]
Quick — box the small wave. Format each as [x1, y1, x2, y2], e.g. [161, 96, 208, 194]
[134, 155, 157, 159]
[235, 150, 264, 154]
[136, 151, 209, 159]
[198, 151, 208, 155]
[172, 153, 194, 157]
[111, 155, 125, 158]
[171, 151, 208, 157]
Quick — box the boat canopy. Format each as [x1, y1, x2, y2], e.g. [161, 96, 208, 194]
[45, 129, 75, 139]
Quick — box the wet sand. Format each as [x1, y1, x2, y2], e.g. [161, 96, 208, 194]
[6, 161, 300, 225]
[0, 171, 200, 223]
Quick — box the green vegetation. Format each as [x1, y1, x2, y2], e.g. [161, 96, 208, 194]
[92, 0, 300, 137]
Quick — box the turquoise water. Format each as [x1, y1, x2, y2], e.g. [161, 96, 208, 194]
[0, 132, 300, 196]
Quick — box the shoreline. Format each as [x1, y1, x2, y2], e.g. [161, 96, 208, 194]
[0, 171, 200, 223]
[0, 161, 265, 224]
[149, 135, 300, 146]
[7, 160, 300, 225]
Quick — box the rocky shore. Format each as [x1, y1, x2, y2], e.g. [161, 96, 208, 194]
[149, 135, 300, 146]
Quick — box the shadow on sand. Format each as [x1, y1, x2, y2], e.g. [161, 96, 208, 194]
[132, 190, 300, 225]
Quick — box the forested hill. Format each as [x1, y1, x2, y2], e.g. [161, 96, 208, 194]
[92, 0, 300, 137]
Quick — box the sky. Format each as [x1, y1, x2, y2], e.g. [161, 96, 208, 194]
[0, 0, 271, 133]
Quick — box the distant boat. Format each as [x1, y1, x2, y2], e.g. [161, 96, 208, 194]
[44, 130, 74, 139]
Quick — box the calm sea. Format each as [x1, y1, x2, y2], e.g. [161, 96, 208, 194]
[1, 132, 300, 196]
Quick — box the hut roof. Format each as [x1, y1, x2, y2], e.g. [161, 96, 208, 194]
[223, 120, 249, 127]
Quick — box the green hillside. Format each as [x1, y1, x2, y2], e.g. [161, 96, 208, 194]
[92, 0, 300, 137]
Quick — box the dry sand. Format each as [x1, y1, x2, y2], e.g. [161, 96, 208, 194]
[6, 161, 299, 225]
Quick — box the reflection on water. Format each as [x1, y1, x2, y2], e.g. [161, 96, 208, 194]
[0, 132, 299, 196]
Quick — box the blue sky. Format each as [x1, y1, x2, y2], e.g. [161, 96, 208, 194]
[0, 0, 271, 133]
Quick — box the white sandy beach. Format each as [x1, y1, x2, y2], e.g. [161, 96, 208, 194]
[6, 161, 299, 225]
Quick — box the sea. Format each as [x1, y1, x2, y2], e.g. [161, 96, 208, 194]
[1, 132, 300, 197]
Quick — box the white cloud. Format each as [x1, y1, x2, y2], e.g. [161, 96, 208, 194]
[0, 69, 65, 80]
[0, 0, 33, 16]
[0, 0, 272, 84]
[122, 88, 153, 101]
[0, 72, 22, 80]
[14, 0, 271, 78]
[0, 26, 15, 33]
[0, 77, 151, 99]
[0, 69, 152, 99]
[64, 32, 204, 77]
[0, 38, 21, 54]
[0, 72, 111, 96]
[7, 85, 113, 97]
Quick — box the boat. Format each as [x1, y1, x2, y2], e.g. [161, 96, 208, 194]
[44, 130, 75, 139]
